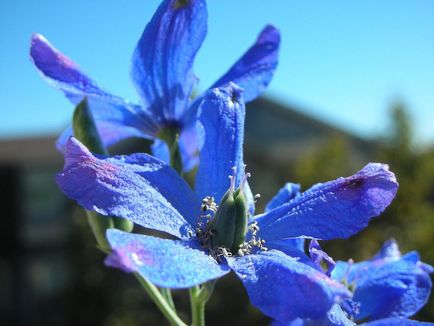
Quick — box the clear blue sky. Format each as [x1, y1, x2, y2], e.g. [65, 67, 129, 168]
[1, 0, 434, 144]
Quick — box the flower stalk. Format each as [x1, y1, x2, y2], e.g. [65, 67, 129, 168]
[135, 274, 187, 326]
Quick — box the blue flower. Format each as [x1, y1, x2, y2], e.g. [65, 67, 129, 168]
[333, 240, 433, 322]
[56, 83, 398, 322]
[30, 0, 280, 171]
[278, 240, 433, 325]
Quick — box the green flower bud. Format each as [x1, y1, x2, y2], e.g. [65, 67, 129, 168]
[209, 172, 249, 253]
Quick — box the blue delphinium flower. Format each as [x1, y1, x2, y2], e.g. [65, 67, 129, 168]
[30, 0, 280, 171]
[55, 83, 399, 322]
[333, 240, 433, 323]
[277, 240, 433, 325]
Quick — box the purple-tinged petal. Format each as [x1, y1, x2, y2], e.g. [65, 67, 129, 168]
[211, 25, 280, 102]
[105, 229, 229, 288]
[265, 182, 301, 212]
[130, 0, 207, 122]
[30, 33, 105, 98]
[309, 240, 336, 277]
[227, 250, 351, 324]
[30, 34, 160, 146]
[195, 83, 254, 212]
[256, 163, 398, 241]
[56, 138, 200, 238]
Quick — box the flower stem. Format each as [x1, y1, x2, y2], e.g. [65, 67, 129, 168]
[189, 286, 206, 326]
[135, 274, 187, 326]
[161, 287, 176, 310]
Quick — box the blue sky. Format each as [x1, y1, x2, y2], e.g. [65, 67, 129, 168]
[1, 0, 434, 144]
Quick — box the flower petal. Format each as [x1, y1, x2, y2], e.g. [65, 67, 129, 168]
[261, 183, 304, 251]
[30, 34, 160, 146]
[105, 229, 229, 288]
[333, 256, 432, 320]
[362, 318, 432, 325]
[264, 239, 314, 268]
[211, 25, 280, 102]
[130, 0, 207, 122]
[228, 250, 350, 324]
[195, 83, 254, 212]
[56, 138, 200, 238]
[273, 304, 356, 326]
[309, 240, 336, 277]
[256, 163, 398, 241]
[30, 33, 106, 99]
[265, 182, 301, 212]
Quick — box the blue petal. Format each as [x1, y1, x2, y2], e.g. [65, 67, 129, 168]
[227, 250, 351, 324]
[309, 240, 336, 277]
[301, 305, 355, 326]
[263, 182, 303, 250]
[264, 239, 315, 269]
[56, 138, 200, 238]
[105, 229, 229, 288]
[354, 261, 431, 320]
[265, 182, 301, 212]
[150, 139, 170, 167]
[130, 0, 207, 122]
[332, 244, 432, 320]
[256, 163, 398, 240]
[211, 25, 280, 102]
[30, 34, 160, 147]
[274, 305, 355, 326]
[362, 318, 433, 326]
[195, 83, 254, 212]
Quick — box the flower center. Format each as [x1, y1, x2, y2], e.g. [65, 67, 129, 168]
[194, 167, 267, 259]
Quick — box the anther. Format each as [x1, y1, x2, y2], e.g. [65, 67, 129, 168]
[254, 193, 261, 203]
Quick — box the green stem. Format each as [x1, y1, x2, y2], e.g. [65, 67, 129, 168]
[135, 274, 187, 326]
[161, 287, 176, 310]
[159, 127, 183, 174]
[85, 210, 113, 251]
[189, 286, 206, 326]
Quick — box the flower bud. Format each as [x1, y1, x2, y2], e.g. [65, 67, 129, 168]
[209, 172, 249, 253]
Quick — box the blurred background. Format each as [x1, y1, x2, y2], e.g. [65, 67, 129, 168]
[1, 0, 433, 325]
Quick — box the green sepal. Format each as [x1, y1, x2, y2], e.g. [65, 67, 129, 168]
[72, 98, 107, 155]
[113, 216, 134, 233]
[72, 98, 114, 250]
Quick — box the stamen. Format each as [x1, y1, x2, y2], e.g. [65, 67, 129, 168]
[237, 222, 267, 256]
[240, 172, 251, 189]
[201, 196, 218, 215]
